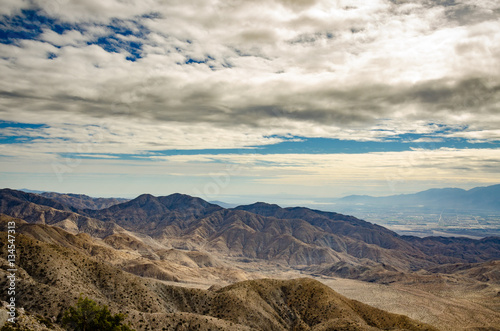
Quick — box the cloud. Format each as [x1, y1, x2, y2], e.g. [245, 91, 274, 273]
[0, 0, 31, 16]
[410, 137, 445, 143]
[0, 0, 499, 154]
[442, 0, 500, 25]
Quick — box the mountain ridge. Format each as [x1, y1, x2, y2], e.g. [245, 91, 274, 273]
[2, 188, 499, 272]
[336, 184, 500, 212]
[80, 193, 436, 268]
[39, 191, 128, 210]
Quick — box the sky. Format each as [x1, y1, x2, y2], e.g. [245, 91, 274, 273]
[0, 0, 499, 203]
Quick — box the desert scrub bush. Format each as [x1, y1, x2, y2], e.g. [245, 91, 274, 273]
[62, 296, 134, 331]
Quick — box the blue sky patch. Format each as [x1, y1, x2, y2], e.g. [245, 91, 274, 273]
[0, 121, 46, 129]
[0, 121, 48, 144]
[0, 9, 148, 61]
[53, 134, 500, 162]
[1, 121, 498, 160]
[91, 18, 149, 61]
[1, 10, 51, 43]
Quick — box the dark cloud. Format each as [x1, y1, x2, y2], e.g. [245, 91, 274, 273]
[221, 78, 500, 128]
[444, 3, 499, 25]
[402, 78, 500, 114]
[1, 72, 498, 135]
[274, 0, 321, 11]
[387, 0, 500, 26]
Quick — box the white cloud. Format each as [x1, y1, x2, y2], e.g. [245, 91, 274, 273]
[0, 0, 32, 16]
[409, 137, 444, 143]
[39, 27, 111, 47]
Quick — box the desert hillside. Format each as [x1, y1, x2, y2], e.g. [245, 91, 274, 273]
[0, 216, 438, 330]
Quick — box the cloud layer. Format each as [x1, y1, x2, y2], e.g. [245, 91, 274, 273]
[1, 1, 500, 143]
[0, 0, 499, 197]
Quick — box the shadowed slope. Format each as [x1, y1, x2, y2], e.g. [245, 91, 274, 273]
[84, 193, 223, 234]
[0, 189, 124, 237]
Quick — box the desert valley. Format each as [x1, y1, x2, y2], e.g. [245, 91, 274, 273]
[0, 187, 499, 330]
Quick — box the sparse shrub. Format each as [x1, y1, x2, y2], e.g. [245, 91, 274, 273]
[0, 324, 19, 331]
[36, 314, 54, 328]
[62, 295, 134, 331]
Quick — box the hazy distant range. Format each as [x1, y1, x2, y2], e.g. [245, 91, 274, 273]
[313, 184, 500, 239]
[212, 184, 500, 239]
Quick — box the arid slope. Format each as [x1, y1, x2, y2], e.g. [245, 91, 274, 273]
[0, 218, 436, 330]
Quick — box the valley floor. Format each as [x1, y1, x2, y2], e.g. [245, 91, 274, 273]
[321, 277, 500, 331]
[159, 269, 500, 331]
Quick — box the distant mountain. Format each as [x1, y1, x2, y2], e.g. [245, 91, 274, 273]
[233, 202, 418, 251]
[209, 200, 238, 208]
[403, 235, 500, 264]
[1, 188, 74, 212]
[234, 202, 400, 239]
[19, 188, 46, 194]
[80, 196, 438, 268]
[337, 184, 500, 212]
[234, 201, 500, 265]
[426, 260, 500, 283]
[40, 191, 129, 210]
[1, 189, 499, 330]
[15, 189, 129, 211]
[83, 194, 498, 268]
[84, 193, 223, 235]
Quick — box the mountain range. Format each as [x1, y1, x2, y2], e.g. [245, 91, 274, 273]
[19, 183, 500, 213]
[336, 184, 500, 213]
[4, 188, 500, 269]
[1, 188, 499, 330]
